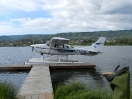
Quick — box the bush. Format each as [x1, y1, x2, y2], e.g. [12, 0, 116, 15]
[0, 81, 17, 99]
[54, 82, 112, 99]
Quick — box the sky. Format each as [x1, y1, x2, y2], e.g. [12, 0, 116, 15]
[0, 0, 132, 35]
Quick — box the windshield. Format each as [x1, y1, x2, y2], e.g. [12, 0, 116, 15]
[45, 40, 51, 46]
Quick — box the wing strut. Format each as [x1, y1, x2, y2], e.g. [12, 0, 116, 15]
[48, 39, 53, 54]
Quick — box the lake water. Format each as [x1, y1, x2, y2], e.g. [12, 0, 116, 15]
[0, 71, 29, 92]
[0, 46, 132, 91]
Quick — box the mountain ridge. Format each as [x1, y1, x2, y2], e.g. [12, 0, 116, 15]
[0, 29, 132, 41]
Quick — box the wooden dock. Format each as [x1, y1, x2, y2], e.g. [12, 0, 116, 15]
[0, 64, 31, 71]
[0, 63, 95, 70]
[0, 63, 95, 99]
[18, 65, 53, 99]
[49, 63, 95, 69]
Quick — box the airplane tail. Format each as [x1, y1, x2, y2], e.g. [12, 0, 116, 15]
[88, 37, 106, 53]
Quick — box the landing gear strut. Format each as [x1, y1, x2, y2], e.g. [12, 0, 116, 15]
[40, 53, 44, 60]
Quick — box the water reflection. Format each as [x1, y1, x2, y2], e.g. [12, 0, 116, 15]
[50, 68, 106, 92]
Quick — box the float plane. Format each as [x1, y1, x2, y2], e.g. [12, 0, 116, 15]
[25, 37, 106, 64]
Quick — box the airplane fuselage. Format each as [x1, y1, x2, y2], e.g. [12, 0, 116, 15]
[31, 37, 106, 56]
[32, 44, 93, 55]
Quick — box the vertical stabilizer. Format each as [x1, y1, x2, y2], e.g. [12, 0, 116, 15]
[89, 37, 106, 52]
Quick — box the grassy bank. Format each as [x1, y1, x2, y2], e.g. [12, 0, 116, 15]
[0, 81, 17, 99]
[54, 82, 112, 99]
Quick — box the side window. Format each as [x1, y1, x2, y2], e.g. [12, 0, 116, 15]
[47, 43, 49, 46]
[54, 44, 56, 47]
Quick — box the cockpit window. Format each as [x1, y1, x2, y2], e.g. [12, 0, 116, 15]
[46, 41, 51, 46]
[71, 46, 74, 48]
[46, 43, 49, 46]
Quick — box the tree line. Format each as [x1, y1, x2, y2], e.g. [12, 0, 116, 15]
[1, 38, 132, 46]
[1, 29, 132, 46]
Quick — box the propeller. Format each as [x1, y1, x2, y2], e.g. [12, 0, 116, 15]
[32, 46, 34, 52]
[30, 45, 34, 52]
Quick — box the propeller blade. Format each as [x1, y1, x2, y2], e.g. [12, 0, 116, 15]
[30, 45, 34, 52]
[32, 46, 34, 52]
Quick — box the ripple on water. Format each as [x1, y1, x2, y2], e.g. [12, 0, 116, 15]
[0, 71, 29, 92]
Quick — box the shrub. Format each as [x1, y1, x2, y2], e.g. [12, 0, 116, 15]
[0, 81, 17, 99]
[54, 82, 112, 99]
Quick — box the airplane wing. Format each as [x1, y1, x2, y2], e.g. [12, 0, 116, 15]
[51, 37, 69, 45]
[48, 37, 70, 53]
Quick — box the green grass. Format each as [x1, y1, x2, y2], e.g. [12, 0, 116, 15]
[131, 87, 132, 99]
[0, 81, 17, 99]
[54, 82, 112, 99]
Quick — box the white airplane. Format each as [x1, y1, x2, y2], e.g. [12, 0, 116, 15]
[31, 37, 106, 56]
[25, 37, 106, 64]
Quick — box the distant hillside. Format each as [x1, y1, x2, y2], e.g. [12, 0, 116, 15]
[0, 29, 132, 41]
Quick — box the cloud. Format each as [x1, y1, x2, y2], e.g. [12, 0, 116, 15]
[0, 21, 21, 35]
[0, 0, 43, 12]
[100, 0, 132, 14]
[0, 0, 132, 35]
[41, 0, 132, 31]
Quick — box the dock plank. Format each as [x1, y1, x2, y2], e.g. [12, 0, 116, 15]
[0, 64, 31, 70]
[49, 63, 95, 69]
[32, 94, 39, 99]
[18, 65, 53, 99]
[25, 95, 31, 99]
[39, 94, 46, 99]
[45, 93, 54, 99]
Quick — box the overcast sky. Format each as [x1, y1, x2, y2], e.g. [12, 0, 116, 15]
[0, 0, 132, 35]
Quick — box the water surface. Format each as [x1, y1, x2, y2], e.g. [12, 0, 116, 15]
[0, 46, 132, 91]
